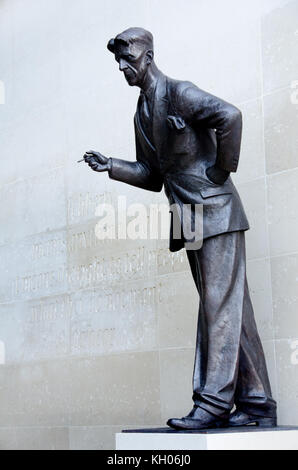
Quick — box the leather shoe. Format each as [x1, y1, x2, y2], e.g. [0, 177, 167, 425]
[229, 410, 277, 428]
[167, 405, 228, 430]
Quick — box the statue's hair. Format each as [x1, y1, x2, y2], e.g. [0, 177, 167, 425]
[107, 27, 153, 54]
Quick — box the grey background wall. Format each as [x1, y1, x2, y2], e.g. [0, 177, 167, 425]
[0, 0, 298, 449]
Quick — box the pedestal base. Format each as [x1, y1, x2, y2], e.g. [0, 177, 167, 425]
[116, 426, 298, 450]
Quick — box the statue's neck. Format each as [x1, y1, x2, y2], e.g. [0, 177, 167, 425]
[140, 63, 161, 95]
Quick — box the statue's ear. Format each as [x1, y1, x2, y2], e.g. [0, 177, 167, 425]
[107, 38, 115, 53]
[146, 50, 154, 64]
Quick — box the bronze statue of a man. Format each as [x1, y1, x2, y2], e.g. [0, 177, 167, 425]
[83, 27, 277, 429]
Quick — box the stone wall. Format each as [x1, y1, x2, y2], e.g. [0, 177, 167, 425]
[0, 0, 297, 449]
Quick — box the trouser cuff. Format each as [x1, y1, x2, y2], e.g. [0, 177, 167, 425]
[194, 400, 230, 419]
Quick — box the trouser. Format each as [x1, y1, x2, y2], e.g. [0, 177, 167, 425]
[186, 230, 277, 418]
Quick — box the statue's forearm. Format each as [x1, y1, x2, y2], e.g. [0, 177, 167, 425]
[214, 106, 242, 173]
[108, 157, 163, 192]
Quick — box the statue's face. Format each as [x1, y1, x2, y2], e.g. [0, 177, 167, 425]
[114, 42, 149, 87]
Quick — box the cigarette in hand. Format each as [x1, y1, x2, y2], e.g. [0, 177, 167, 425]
[77, 159, 84, 163]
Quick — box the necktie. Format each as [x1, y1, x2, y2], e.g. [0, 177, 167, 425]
[140, 90, 151, 119]
[139, 91, 154, 145]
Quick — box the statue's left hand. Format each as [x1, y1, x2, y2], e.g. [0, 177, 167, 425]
[83, 150, 110, 172]
[206, 164, 230, 185]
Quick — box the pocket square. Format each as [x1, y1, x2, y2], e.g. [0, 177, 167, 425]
[167, 115, 186, 132]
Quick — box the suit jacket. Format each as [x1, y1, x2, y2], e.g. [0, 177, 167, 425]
[108, 72, 249, 252]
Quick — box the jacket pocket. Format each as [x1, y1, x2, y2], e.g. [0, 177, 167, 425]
[199, 186, 232, 199]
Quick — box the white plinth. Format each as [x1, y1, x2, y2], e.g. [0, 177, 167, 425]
[116, 426, 298, 450]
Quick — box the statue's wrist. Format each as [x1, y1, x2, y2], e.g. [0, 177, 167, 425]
[207, 165, 230, 184]
[107, 157, 112, 172]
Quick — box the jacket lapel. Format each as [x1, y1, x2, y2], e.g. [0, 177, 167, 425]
[134, 109, 156, 152]
[152, 73, 169, 160]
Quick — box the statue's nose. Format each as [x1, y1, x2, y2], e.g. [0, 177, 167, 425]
[119, 59, 128, 71]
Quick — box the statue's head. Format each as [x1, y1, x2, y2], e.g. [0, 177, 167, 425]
[107, 27, 154, 87]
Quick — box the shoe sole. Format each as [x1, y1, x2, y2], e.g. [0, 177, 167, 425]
[229, 417, 277, 428]
[167, 419, 228, 431]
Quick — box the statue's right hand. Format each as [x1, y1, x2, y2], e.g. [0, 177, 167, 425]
[83, 150, 110, 172]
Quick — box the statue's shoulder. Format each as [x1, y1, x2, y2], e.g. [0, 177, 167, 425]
[167, 77, 198, 97]
[166, 77, 204, 114]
